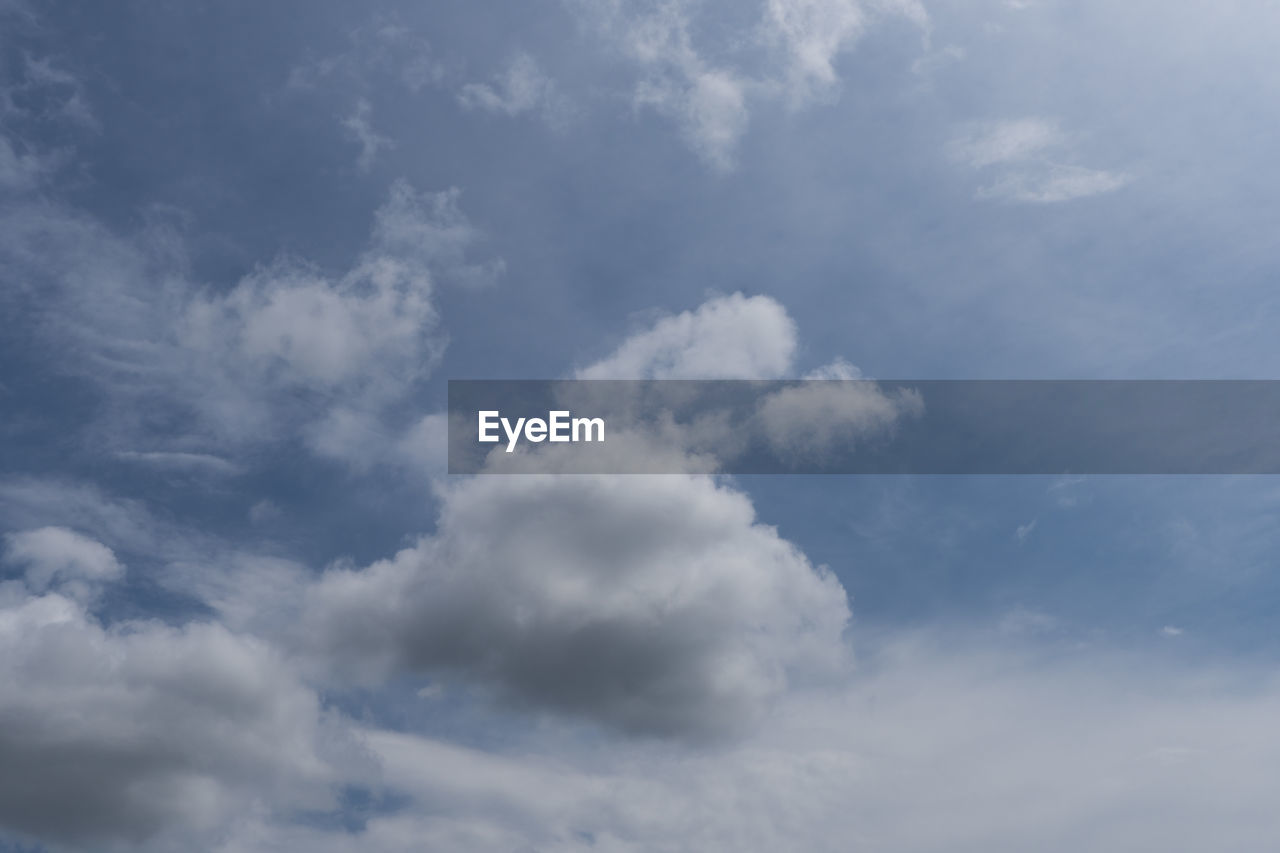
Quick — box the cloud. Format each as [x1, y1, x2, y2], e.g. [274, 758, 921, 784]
[579, 0, 927, 170]
[754, 380, 923, 461]
[343, 98, 394, 171]
[0, 133, 55, 190]
[947, 118, 1063, 168]
[949, 118, 1131, 203]
[577, 292, 798, 379]
[3, 526, 123, 599]
[0, 46, 94, 192]
[763, 0, 927, 103]
[976, 163, 1132, 204]
[115, 450, 244, 476]
[1, 180, 499, 462]
[0, 589, 342, 848]
[299, 472, 851, 737]
[0, 479, 190, 564]
[569, 295, 922, 470]
[635, 68, 750, 172]
[458, 53, 571, 126]
[200, 637, 1280, 853]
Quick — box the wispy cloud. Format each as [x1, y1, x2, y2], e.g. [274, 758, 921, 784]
[977, 163, 1132, 203]
[949, 118, 1130, 203]
[458, 53, 572, 127]
[342, 98, 393, 172]
[577, 0, 928, 170]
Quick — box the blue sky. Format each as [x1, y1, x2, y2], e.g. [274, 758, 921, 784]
[4, 0, 1280, 850]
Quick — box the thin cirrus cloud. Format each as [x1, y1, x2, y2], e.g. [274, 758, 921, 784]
[948, 117, 1132, 203]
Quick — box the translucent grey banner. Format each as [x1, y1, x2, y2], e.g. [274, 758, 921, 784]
[447, 380, 1280, 474]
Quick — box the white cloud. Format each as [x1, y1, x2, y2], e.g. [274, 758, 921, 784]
[459, 53, 570, 126]
[1, 180, 499, 461]
[754, 380, 922, 461]
[977, 163, 1132, 204]
[577, 292, 798, 379]
[948, 118, 1063, 168]
[0, 589, 342, 848]
[949, 118, 1131, 203]
[636, 67, 751, 172]
[299, 472, 851, 737]
[396, 412, 449, 475]
[763, 0, 926, 102]
[580, 0, 927, 170]
[342, 98, 393, 171]
[4, 526, 123, 598]
[803, 357, 863, 380]
[115, 450, 243, 476]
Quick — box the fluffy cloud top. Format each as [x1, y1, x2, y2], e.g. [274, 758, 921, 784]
[0, 587, 339, 848]
[301, 473, 851, 737]
[4, 525, 123, 593]
[578, 292, 798, 379]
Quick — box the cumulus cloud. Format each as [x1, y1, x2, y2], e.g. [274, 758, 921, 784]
[755, 380, 922, 461]
[577, 292, 798, 379]
[299, 473, 851, 737]
[115, 450, 244, 476]
[0, 587, 342, 849]
[3, 526, 123, 599]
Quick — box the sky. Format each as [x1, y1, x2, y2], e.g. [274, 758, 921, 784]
[3, 0, 1280, 850]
